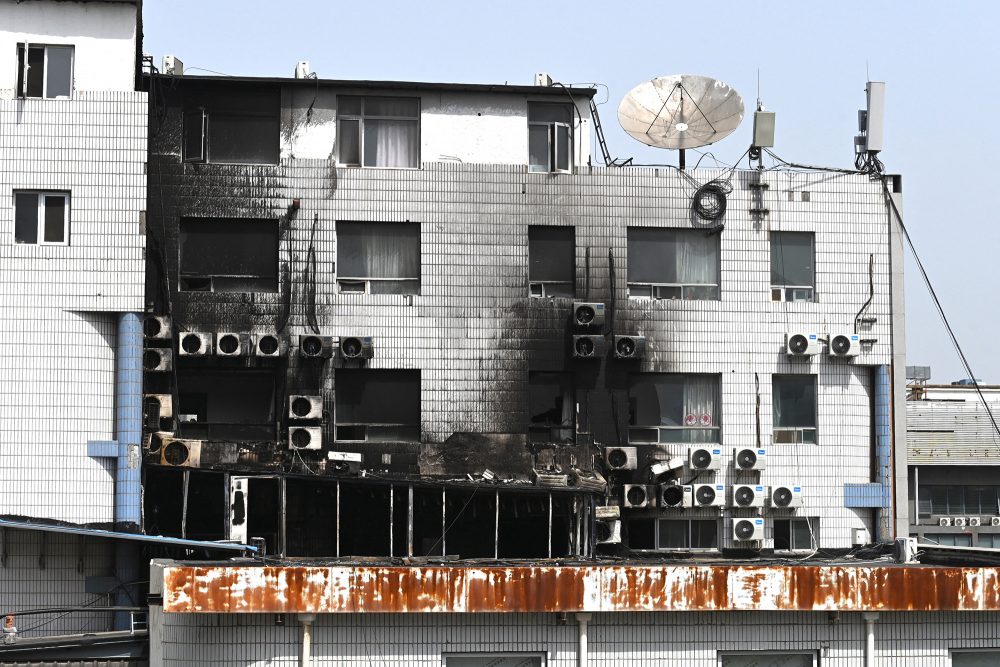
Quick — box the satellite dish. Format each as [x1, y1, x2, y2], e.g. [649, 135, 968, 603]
[618, 75, 745, 151]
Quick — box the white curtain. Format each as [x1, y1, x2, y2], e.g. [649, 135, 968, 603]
[365, 120, 418, 168]
[677, 231, 718, 285]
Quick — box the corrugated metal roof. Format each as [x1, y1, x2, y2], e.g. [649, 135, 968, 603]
[907, 400, 1000, 465]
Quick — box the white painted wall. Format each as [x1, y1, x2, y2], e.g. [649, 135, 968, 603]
[0, 0, 137, 96]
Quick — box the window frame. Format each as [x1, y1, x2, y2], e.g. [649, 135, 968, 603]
[528, 371, 575, 444]
[772, 374, 818, 444]
[181, 89, 281, 165]
[628, 373, 722, 444]
[334, 370, 421, 444]
[13, 191, 70, 245]
[773, 517, 818, 552]
[177, 217, 279, 293]
[770, 231, 816, 303]
[655, 518, 719, 551]
[626, 227, 721, 301]
[528, 101, 574, 174]
[718, 651, 818, 667]
[336, 95, 421, 169]
[527, 225, 575, 298]
[442, 653, 546, 667]
[16, 43, 74, 99]
[335, 221, 421, 295]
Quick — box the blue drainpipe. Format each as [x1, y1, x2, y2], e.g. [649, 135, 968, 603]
[114, 312, 143, 629]
[874, 364, 893, 540]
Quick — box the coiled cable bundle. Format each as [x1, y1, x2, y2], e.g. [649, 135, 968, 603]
[691, 179, 732, 222]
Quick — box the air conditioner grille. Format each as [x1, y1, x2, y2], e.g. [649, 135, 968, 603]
[691, 448, 713, 469]
[695, 485, 716, 505]
[734, 519, 757, 540]
[734, 486, 756, 507]
[773, 487, 794, 507]
[163, 441, 190, 466]
[736, 449, 757, 469]
[626, 486, 647, 506]
[661, 485, 684, 507]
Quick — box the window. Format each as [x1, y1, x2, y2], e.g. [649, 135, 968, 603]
[720, 653, 816, 667]
[528, 102, 573, 173]
[627, 227, 720, 300]
[528, 372, 574, 443]
[444, 655, 543, 667]
[337, 96, 419, 168]
[628, 374, 720, 443]
[774, 517, 818, 551]
[657, 519, 718, 550]
[335, 370, 420, 442]
[928, 533, 973, 547]
[183, 87, 280, 164]
[528, 226, 574, 297]
[771, 232, 815, 302]
[14, 192, 69, 244]
[772, 375, 817, 443]
[919, 485, 1000, 517]
[337, 221, 420, 294]
[179, 218, 278, 292]
[16, 44, 73, 98]
[953, 651, 1000, 667]
[176, 370, 277, 441]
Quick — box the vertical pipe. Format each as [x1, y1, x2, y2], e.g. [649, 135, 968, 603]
[863, 612, 878, 667]
[389, 485, 394, 557]
[114, 312, 142, 631]
[180, 470, 190, 539]
[299, 613, 315, 667]
[407, 485, 414, 557]
[547, 493, 553, 559]
[441, 487, 447, 556]
[280, 477, 287, 557]
[913, 466, 919, 527]
[494, 490, 500, 560]
[335, 481, 340, 558]
[576, 613, 592, 667]
[875, 365, 893, 541]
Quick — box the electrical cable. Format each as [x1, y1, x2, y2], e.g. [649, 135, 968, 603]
[854, 254, 875, 335]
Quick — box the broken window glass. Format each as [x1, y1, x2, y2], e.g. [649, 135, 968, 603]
[528, 226, 575, 297]
[337, 96, 419, 168]
[178, 218, 278, 292]
[773, 517, 817, 551]
[336, 221, 420, 294]
[182, 86, 279, 164]
[771, 231, 815, 301]
[528, 372, 574, 443]
[772, 374, 817, 443]
[627, 227, 720, 300]
[528, 102, 573, 173]
[176, 370, 276, 441]
[17, 44, 73, 98]
[14, 192, 69, 244]
[628, 374, 720, 443]
[335, 370, 420, 442]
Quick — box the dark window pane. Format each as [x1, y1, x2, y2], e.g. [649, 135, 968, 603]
[210, 113, 279, 164]
[529, 372, 574, 437]
[335, 369, 420, 427]
[773, 375, 816, 428]
[16, 45, 25, 97]
[528, 102, 572, 124]
[792, 519, 813, 549]
[26, 46, 44, 97]
[179, 218, 278, 292]
[774, 519, 791, 550]
[628, 519, 655, 549]
[554, 124, 570, 171]
[658, 521, 688, 549]
[339, 96, 363, 116]
[45, 46, 73, 98]
[691, 520, 718, 548]
[14, 193, 38, 244]
[771, 232, 815, 287]
[177, 371, 276, 425]
[629, 374, 719, 429]
[42, 195, 65, 242]
[338, 119, 360, 165]
[183, 109, 206, 162]
[337, 222, 420, 281]
[364, 96, 418, 118]
[628, 227, 718, 287]
[528, 125, 549, 172]
[528, 226, 574, 284]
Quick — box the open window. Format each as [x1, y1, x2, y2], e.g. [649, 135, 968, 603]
[528, 102, 572, 173]
[335, 370, 420, 442]
[176, 370, 277, 441]
[528, 372, 575, 443]
[337, 96, 419, 168]
[182, 87, 280, 164]
[528, 226, 575, 297]
[628, 374, 720, 443]
[178, 218, 278, 292]
[17, 44, 73, 98]
[771, 231, 815, 302]
[772, 374, 817, 443]
[14, 191, 69, 244]
[627, 227, 720, 300]
[773, 517, 818, 551]
[656, 519, 719, 550]
[336, 221, 420, 294]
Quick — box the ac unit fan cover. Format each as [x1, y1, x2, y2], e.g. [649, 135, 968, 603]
[217, 333, 241, 354]
[734, 486, 756, 507]
[606, 448, 630, 469]
[575, 337, 597, 356]
[616, 337, 637, 357]
[736, 449, 758, 469]
[661, 485, 685, 506]
[788, 334, 809, 355]
[257, 334, 280, 355]
[831, 335, 852, 355]
[596, 521, 613, 542]
[163, 441, 191, 466]
[180, 334, 204, 354]
[734, 519, 757, 540]
[575, 304, 598, 325]
[626, 486, 648, 506]
[773, 487, 794, 507]
[291, 428, 315, 449]
[301, 336, 324, 356]
[695, 485, 717, 505]
[691, 448, 713, 468]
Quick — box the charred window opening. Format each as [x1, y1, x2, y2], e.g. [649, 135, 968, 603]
[528, 102, 573, 173]
[144, 467, 185, 537]
[16, 43, 73, 98]
[411, 487, 444, 557]
[772, 374, 817, 444]
[657, 519, 719, 550]
[337, 96, 419, 168]
[721, 653, 816, 667]
[628, 374, 720, 443]
[177, 370, 276, 441]
[339, 484, 391, 556]
[446, 655, 544, 667]
[391, 486, 409, 557]
[335, 370, 420, 442]
[771, 231, 816, 302]
[286, 480, 338, 556]
[773, 517, 818, 551]
[528, 372, 575, 444]
[179, 218, 278, 293]
[336, 221, 420, 295]
[444, 490, 497, 559]
[627, 518, 656, 550]
[627, 227, 720, 300]
[182, 87, 279, 164]
[244, 478, 282, 555]
[528, 226, 575, 297]
[185, 471, 226, 541]
[498, 493, 571, 558]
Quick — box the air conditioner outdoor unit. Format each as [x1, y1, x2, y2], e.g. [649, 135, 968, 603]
[693, 483, 726, 508]
[289, 426, 322, 451]
[953, 517, 967, 528]
[160, 438, 202, 468]
[143, 348, 173, 372]
[623, 484, 654, 508]
[829, 332, 861, 358]
[786, 331, 820, 356]
[143, 315, 171, 339]
[659, 483, 693, 509]
[938, 517, 953, 527]
[770, 484, 804, 509]
[572, 302, 606, 328]
[731, 484, 767, 509]
[732, 517, 765, 542]
[595, 519, 622, 544]
[969, 517, 982, 527]
[689, 446, 722, 471]
[613, 335, 646, 360]
[146, 431, 173, 456]
[254, 333, 285, 357]
[215, 332, 249, 357]
[604, 446, 638, 471]
[340, 336, 374, 360]
[178, 332, 213, 356]
[734, 447, 767, 471]
[144, 394, 173, 420]
[299, 335, 335, 359]
[289, 395, 323, 421]
[992, 517, 1000, 527]
[327, 451, 362, 475]
[572, 334, 606, 359]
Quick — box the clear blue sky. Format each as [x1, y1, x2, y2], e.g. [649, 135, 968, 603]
[144, 0, 999, 384]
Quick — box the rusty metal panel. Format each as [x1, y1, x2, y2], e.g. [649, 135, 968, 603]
[162, 564, 1000, 614]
